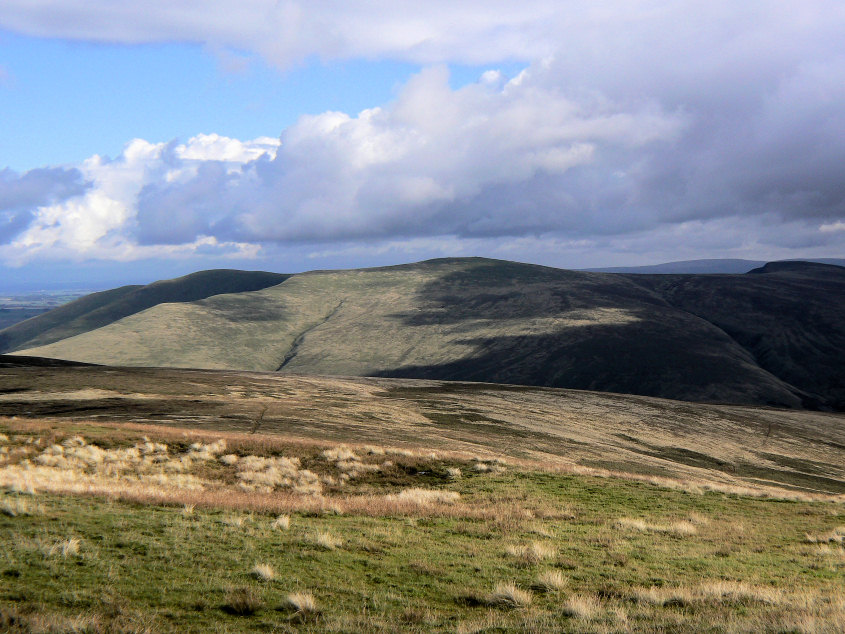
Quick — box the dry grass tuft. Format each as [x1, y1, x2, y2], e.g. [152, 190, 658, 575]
[633, 581, 787, 607]
[485, 582, 532, 608]
[223, 587, 264, 616]
[562, 593, 600, 619]
[181, 503, 195, 517]
[445, 467, 462, 479]
[309, 530, 342, 550]
[220, 515, 246, 527]
[531, 570, 568, 592]
[251, 563, 275, 581]
[385, 488, 461, 506]
[271, 514, 290, 530]
[505, 541, 556, 566]
[805, 526, 845, 544]
[614, 517, 698, 536]
[48, 537, 81, 558]
[1, 496, 40, 517]
[283, 591, 319, 617]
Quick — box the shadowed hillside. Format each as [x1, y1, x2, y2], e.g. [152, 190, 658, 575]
[0, 269, 289, 353]
[9, 258, 845, 410]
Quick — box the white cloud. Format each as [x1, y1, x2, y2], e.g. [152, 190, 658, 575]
[3, 2, 843, 73]
[1, 2, 844, 268]
[5, 134, 278, 262]
[820, 222, 845, 233]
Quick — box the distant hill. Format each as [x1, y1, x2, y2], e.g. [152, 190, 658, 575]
[0, 269, 289, 353]
[588, 258, 845, 274]
[9, 258, 845, 410]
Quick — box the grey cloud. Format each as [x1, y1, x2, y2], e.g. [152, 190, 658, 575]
[0, 167, 90, 212]
[0, 210, 34, 244]
[135, 161, 230, 245]
[0, 167, 90, 243]
[127, 44, 845, 251]
[6, 2, 845, 261]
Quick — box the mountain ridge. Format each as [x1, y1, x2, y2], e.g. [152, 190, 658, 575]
[6, 257, 844, 411]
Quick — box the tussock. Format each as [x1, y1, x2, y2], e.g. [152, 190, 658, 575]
[506, 541, 556, 565]
[562, 593, 600, 619]
[271, 514, 290, 530]
[485, 582, 532, 608]
[220, 515, 246, 527]
[531, 570, 567, 592]
[223, 587, 264, 616]
[633, 581, 787, 606]
[614, 517, 698, 536]
[1, 496, 40, 517]
[309, 530, 342, 550]
[283, 591, 319, 616]
[251, 563, 275, 581]
[385, 488, 460, 506]
[805, 526, 844, 544]
[48, 537, 81, 558]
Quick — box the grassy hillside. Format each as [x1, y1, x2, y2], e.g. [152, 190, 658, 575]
[1, 363, 843, 631]
[0, 269, 289, 354]
[13, 258, 845, 409]
[1, 362, 843, 493]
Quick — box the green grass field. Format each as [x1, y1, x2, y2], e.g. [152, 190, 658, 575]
[2, 420, 843, 633]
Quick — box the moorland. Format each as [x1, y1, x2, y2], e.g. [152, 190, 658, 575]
[1, 357, 843, 632]
[3, 258, 845, 410]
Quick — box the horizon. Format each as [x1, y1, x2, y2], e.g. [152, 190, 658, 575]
[3, 254, 845, 294]
[2, 2, 845, 287]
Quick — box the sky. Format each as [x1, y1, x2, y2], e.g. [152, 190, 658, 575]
[1, 1, 844, 289]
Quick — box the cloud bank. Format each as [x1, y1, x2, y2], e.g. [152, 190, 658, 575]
[1, 1, 844, 267]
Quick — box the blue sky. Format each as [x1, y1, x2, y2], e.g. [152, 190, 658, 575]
[1, 2, 844, 289]
[1, 29, 515, 171]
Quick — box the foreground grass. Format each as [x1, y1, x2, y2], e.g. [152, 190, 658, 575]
[1, 426, 844, 632]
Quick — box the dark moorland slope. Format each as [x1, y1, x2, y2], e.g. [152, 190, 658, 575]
[0, 269, 289, 353]
[6, 258, 844, 410]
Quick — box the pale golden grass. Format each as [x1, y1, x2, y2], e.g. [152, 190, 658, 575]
[562, 593, 601, 619]
[687, 512, 710, 526]
[271, 514, 290, 530]
[485, 582, 532, 608]
[0, 465, 525, 519]
[445, 467, 462, 479]
[1, 495, 41, 517]
[220, 515, 246, 527]
[5, 416, 844, 505]
[2, 421, 842, 529]
[805, 526, 845, 544]
[456, 613, 509, 634]
[805, 544, 845, 569]
[505, 541, 556, 566]
[632, 581, 787, 606]
[181, 503, 195, 516]
[284, 591, 319, 615]
[0, 606, 157, 634]
[309, 530, 343, 550]
[251, 563, 275, 581]
[614, 517, 698, 536]
[47, 537, 80, 558]
[526, 522, 554, 537]
[385, 488, 461, 506]
[531, 570, 567, 592]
